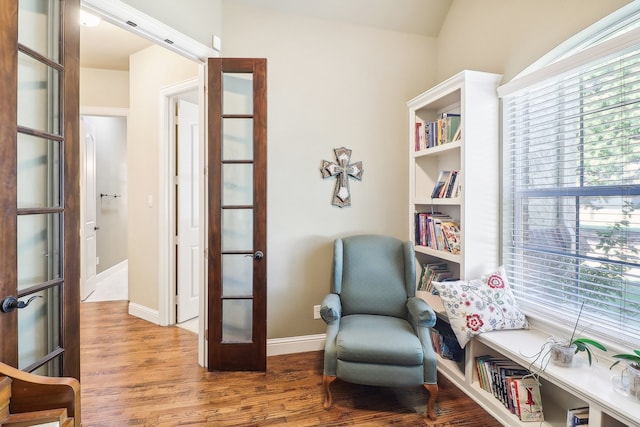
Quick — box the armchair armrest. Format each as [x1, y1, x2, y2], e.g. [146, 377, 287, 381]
[407, 296, 436, 328]
[320, 293, 341, 324]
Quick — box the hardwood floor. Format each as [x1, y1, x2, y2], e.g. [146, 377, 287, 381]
[80, 301, 502, 426]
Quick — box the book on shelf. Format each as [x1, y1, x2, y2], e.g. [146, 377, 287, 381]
[431, 170, 459, 199]
[572, 412, 589, 426]
[514, 377, 544, 422]
[430, 318, 463, 362]
[414, 118, 424, 151]
[418, 262, 453, 292]
[414, 212, 459, 254]
[417, 112, 461, 149]
[441, 113, 461, 145]
[431, 170, 450, 198]
[440, 221, 461, 254]
[566, 407, 588, 427]
[475, 356, 542, 421]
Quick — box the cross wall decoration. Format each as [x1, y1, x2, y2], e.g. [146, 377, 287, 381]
[320, 147, 363, 207]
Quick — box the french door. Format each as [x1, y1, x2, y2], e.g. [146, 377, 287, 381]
[207, 58, 267, 371]
[0, 0, 80, 379]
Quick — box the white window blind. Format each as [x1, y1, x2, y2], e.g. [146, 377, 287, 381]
[501, 29, 640, 346]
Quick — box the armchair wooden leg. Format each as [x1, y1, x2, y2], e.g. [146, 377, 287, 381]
[322, 375, 336, 409]
[423, 383, 438, 420]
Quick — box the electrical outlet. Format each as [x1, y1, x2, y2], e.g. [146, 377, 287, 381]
[96, 256, 100, 265]
[313, 304, 321, 320]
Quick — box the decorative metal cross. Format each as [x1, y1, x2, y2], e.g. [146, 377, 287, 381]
[320, 147, 363, 207]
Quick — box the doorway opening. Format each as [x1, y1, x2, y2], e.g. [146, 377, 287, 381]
[79, 1, 215, 368]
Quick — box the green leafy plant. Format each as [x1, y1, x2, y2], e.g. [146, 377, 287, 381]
[570, 338, 607, 367]
[553, 301, 607, 367]
[610, 349, 640, 370]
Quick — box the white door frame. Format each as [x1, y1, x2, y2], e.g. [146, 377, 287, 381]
[158, 75, 208, 366]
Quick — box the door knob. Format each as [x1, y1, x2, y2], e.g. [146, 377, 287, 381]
[94, 226, 100, 230]
[245, 251, 264, 260]
[1, 295, 42, 313]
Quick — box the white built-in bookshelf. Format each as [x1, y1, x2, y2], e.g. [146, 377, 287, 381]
[408, 70, 639, 427]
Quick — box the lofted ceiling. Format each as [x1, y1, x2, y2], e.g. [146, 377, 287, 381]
[80, 0, 452, 71]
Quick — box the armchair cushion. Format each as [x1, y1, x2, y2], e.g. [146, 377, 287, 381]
[336, 315, 423, 366]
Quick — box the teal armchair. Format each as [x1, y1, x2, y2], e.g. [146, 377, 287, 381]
[321, 235, 439, 420]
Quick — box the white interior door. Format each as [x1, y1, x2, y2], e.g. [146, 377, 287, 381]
[82, 117, 98, 300]
[177, 98, 200, 322]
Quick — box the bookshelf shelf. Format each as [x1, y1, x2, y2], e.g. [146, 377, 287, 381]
[414, 245, 461, 262]
[409, 71, 636, 427]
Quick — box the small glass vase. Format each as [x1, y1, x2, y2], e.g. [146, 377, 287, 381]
[550, 342, 577, 367]
[612, 361, 640, 400]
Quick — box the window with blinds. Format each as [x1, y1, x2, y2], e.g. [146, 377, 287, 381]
[501, 28, 640, 346]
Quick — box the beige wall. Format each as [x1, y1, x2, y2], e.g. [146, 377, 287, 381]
[80, 68, 129, 109]
[437, 0, 631, 84]
[221, 2, 436, 338]
[128, 45, 199, 310]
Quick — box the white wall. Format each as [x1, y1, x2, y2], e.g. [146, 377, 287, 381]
[89, 116, 128, 273]
[221, 2, 436, 337]
[121, 0, 222, 49]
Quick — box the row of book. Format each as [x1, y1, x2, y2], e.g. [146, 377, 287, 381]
[475, 355, 544, 422]
[418, 262, 455, 292]
[414, 212, 461, 255]
[430, 318, 463, 362]
[414, 112, 461, 151]
[431, 169, 460, 199]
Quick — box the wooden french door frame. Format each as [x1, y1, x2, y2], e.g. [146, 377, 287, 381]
[207, 58, 267, 371]
[0, 0, 80, 379]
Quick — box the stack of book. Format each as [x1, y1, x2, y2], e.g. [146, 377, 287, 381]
[475, 356, 544, 422]
[414, 112, 461, 151]
[414, 212, 461, 254]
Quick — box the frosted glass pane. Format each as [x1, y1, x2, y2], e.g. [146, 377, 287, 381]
[18, 0, 60, 62]
[223, 118, 253, 161]
[222, 209, 252, 251]
[18, 52, 60, 134]
[18, 286, 60, 370]
[17, 214, 61, 291]
[223, 73, 253, 115]
[222, 254, 253, 297]
[223, 164, 253, 206]
[17, 134, 60, 209]
[222, 299, 252, 342]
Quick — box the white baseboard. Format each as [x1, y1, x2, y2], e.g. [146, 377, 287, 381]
[267, 333, 326, 356]
[128, 302, 160, 325]
[96, 259, 128, 283]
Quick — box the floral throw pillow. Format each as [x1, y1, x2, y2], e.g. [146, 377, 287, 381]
[432, 266, 528, 348]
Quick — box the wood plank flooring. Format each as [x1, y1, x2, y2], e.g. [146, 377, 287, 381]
[80, 301, 502, 426]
